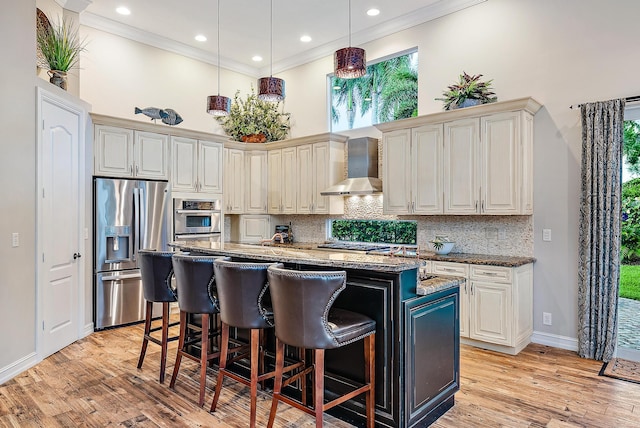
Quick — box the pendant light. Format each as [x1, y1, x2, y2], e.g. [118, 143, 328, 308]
[258, 0, 285, 101]
[334, 0, 366, 79]
[207, 0, 230, 116]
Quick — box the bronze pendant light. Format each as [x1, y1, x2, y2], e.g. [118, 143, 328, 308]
[207, 0, 230, 116]
[258, 0, 285, 101]
[334, 0, 366, 79]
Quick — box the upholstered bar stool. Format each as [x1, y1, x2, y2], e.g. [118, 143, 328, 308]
[210, 258, 308, 427]
[266, 266, 376, 428]
[169, 253, 223, 406]
[137, 249, 180, 383]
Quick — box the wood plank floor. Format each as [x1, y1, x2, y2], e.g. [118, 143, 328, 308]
[1, 322, 639, 427]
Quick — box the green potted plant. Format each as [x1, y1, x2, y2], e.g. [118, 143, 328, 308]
[36, 16, 87, 90]
[436, 72, 497, 110]
[216, 87, 291, 143]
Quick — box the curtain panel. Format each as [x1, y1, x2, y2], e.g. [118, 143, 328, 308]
[578, 98, 625, 361]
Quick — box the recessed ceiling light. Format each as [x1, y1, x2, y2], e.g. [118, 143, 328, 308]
[252, 55, 263, 62]
[300, 35, 312, 43]
[367, 8, 380, 16]
[195, 34, 207, 42]
[116, 6, 131, 15]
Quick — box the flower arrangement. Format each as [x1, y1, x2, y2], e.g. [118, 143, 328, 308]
[216, 87, 291, 143]
[435, 72, 497, 110]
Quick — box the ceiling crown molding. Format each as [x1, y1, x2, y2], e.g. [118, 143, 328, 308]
[55, 0, 92, 14]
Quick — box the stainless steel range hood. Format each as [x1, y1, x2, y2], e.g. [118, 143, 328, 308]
[320, 137, 382, 196]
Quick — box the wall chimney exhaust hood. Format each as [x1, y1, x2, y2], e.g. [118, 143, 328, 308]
[320, 137, 382, 196]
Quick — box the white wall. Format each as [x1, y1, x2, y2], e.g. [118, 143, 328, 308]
[0, 0, 37, 375]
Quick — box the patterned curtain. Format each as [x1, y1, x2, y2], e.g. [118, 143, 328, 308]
[578, 98, 625, 361]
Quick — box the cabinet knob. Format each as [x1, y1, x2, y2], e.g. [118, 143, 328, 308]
[135, 164, 139, 174]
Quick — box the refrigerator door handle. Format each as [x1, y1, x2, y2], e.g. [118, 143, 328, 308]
[133, 187, 140, 261]
[100, 273, 142, 281]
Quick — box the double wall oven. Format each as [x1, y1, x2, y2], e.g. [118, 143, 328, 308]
[173, 198, 222, 242]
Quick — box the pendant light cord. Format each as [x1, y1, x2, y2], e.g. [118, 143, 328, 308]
[348, 0, 352, 47]
[217, 0, 221, 95]
[270, 0, 273, 77]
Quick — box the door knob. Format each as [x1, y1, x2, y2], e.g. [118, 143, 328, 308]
[73, 252, 82, 259]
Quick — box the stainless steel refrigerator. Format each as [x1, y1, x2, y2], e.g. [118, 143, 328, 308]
[93, 177, 170, 330]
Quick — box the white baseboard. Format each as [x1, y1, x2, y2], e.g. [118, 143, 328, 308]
[83, 322, 94, 338]
[0, 352, 38, 385]
[531, 331, 578, 351]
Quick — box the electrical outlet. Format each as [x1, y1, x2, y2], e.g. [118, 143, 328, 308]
[543, 312, 552, 326]
[542, 229, 552, 242]
[11, 232, 19, 248]
[485, 228, 498, 239]
[498, 228, 506, 240]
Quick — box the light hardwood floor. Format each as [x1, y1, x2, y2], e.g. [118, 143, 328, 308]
[1, 322, 639, 427]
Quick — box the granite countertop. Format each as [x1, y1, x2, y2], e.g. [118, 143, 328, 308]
[257, 242, 535, 267]
[171, 241, 423, 273]
[417, 275, 464, 296]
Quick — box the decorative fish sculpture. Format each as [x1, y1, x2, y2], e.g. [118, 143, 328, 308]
[161, 108, 183, 126]
[134, 107, 168, 121]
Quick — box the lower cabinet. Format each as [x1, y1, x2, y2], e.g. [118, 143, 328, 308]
[229, 215, 271, 243]
[429, 261, 533, 355]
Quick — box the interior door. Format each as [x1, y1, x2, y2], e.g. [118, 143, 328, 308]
[39, 91, 82, 358]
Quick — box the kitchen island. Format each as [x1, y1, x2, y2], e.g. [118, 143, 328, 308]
[171, 241, 460, 428]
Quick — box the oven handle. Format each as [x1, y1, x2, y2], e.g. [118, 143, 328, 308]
[175, 233, 221, 239]
[175, 209, 221, 214]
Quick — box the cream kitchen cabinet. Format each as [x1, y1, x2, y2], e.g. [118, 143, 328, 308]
[382, 125, 443, 215]
[429, 260, 533, 355]
[171, 137, 222, 194]
[94, 125, 169, 179]
[296, 141, 344, 214]
[230, 215, 271, 243]
[224, 148, 244, 213]
[244, 150, 268, 214]
[267, 147, 297, 214]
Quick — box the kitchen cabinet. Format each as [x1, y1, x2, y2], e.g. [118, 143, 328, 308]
[383, 125, 443, 214]
[296, 141, 344, 214]
[171, 136, 222, 194]
[94, 125, 169, 179]
[230, 215, 270, 243]
[244, 150, 268, 214]
[267, 147, 297, 214]
[428, 260, 532, 355]
[224, 148, 245, 213]
[376, 97, 541, 215]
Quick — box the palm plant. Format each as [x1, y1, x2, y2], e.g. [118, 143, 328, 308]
[436, 72, 497, 110]
[379, 64, 418, 121]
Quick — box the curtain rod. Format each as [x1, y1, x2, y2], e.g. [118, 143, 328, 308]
[569, 95, 640, 109]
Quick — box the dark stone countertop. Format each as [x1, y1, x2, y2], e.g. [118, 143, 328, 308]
[417, 275, 464, 296]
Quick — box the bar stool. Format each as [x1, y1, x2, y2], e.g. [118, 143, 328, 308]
[210, 258, 309, 427]
[266, 266, 376, 428]
[137, 249, 180, 383]
[169, 253, 223, 406]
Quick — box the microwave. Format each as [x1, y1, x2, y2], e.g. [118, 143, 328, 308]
[173, 198, 222, 237]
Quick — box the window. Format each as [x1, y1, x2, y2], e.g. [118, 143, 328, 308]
[329, 219, 417, 244]
[329, 50, 418, 132]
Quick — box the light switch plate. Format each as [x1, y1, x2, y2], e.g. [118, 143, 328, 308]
[542, 229, 551, 242]
[11, 232, 19, 247]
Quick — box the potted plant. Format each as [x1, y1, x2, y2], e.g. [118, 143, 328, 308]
[435, 72, 497, 110]
[429, 235, 455, 255]
[36, 16, 87, 90]
[216, 87, 291, 143]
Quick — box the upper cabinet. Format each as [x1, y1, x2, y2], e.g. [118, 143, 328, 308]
[244, 150, 268, 214]
[172, 136, 223, 194]
[377, 97, 541, 215]
[94, 125, 169, 179]
[224, 147, 245, 213]
[267, 147, 297, 214]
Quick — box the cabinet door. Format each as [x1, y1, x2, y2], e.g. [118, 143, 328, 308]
[267, 149, 282, 213]
[134, 131, 169, 179]
[199, 141, 223, 194]
[94, 125, 134, 177]
[412, 125, 443, 214]
[281, 147, 297, 214]
[245, 151, 267, 213]
[432, 261, 469, 337]
[171, 136, 197, 192]
[444, 119, 479, 214]
[481, 112, 520, 214]
[239, 215, 271, 243]
[296, 144, 313, 213]
[469, 280, 512, 345]
[521, 112, 534, 214]
[226, 148, 244, 213]
[382, 129, 412, 214]
[459, 279, 470, 338]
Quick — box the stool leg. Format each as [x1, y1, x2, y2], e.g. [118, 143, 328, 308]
[159, 302, 170, 383]
[137, 301, 153, 370]
[267, 338, 285, 428]
[169, 310, 187, 389]
[364, 334, 375, 428]
[198, 313, 210, 407]
[250, 328, 260, 428]
[314, 349, 325, 428]
[210, 322, 230, 412]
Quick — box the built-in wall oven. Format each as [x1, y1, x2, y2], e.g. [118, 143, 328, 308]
[173, 198, 222, 242]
